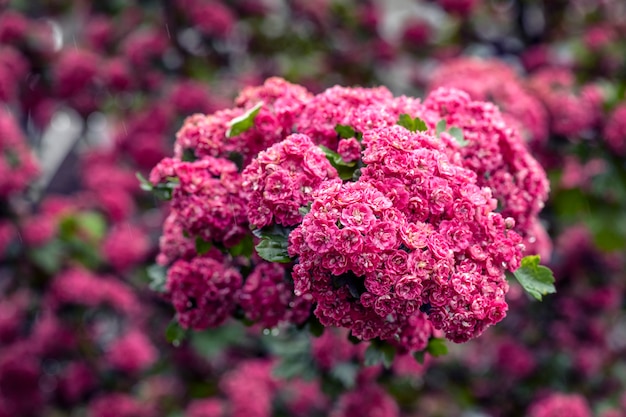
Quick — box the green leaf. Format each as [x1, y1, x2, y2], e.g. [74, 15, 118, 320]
[147, 264, 167, 293]
[330, 362, 358, 388]
[319, 145, 357, 181]
[298, 203, 311, 216]
[229, 235, 254, 257]
[136, 172, 153, 192]
[165, 319, 187, 347]
[512, 255, 556, 301]
[182, 148, 197, 162]
[435, 119, 447, 136]
[413, 350, 425, 364]
[29, 240, 64, 274]
[307, 315, 325, 337]
[335, 124, 357, 139]
[195, 236, 212, 255]
[397, 114, 428, 132]
[426, 338, 448, 357]
[136, 172, 178, 200]
[75, 212, 107, 241]
[253, 224, 293, 263]
[165, 320, 187, 346]
[226, 102, 263, 138]
[190, 323, 247, 358]
[448, 127, 468, 147]
[364, 343, 396, 368]
[255, 239, 291, 263]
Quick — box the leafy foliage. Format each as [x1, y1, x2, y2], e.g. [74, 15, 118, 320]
[511, 255, 557, 301]
[226, 102, 263, 138]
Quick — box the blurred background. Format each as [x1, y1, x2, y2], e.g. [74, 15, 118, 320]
[1, 0, 626, 416]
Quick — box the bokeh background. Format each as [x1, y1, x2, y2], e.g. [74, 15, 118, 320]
[1, 0, 626, 416]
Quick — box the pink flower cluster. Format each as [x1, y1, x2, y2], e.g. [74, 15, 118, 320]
[150, 156, 247, 246]
[529, 67, 602, 138]
[174, 77, 312, 166]
[528, 393, 591, 417]
[242, 133, 337, 228]
[239, 262, 311, 328]
[154, 77, 548, 350]
[166, 252, 242, 330]
[0, 109, 39, 199]
[418, 88, 549, 235]
[604, 103, 626, 155]
[289, 125, 522, 344]
[428, 57, 549, 146]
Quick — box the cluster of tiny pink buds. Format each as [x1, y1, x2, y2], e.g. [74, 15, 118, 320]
[150, 156, 247, 246]
[151, 77, 549, 353]
[289, 125, 523, 344]
[0, 109, 39, 199]
[166, 253, 242, 330]
[528, 393, 591, 417]
[242, 133, 338, 228]
[239, 262, 312, 328]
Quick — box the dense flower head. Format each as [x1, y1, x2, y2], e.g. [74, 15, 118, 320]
[88, 393, 152, 417]
[106, 330, 158, 375]
[175, 78, 312, 165]
[294, 85, 396, 149]
[280, 380, 329, 417]
[330, 384, 399, 417]
[418, 87, 549, 235]
[0, 344, 43, 416]
[528, 67, 599, 138]
[242, 133, 338, 228]
[239, 262, 312, 328]
[186, 0, 235, 38]
[290, 125, 522, 344]
[603, 103, 626, 155]
[53, 48, 101, 99]
[0, 109, 39, 199]
[48, 268, 139, 315]
[166, 254, 243, 330]
[150, 157, 247, 246]
[528, 393, 591, 417]
[102, 223, 151, 272]
[157, 212, 198, 266]
[436, 0, 481, 16]
[0, 46, 29, 103]
[186, 398, 225, 417]
[221, 360, 276, 417]
[428, 58, 549, 145]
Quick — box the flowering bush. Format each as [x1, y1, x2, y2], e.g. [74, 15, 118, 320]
[2, 0, 626, 415]
[148, 77, 553, 364]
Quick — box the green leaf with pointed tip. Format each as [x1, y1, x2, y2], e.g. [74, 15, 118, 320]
[335, 124, 357, 139]
[512, 255, 556, 301]
[397, 114, 428, 132]
[136, 172, 153, 192]
[319, 145, 357, 180]
[298, 203, 311, 216]
[255, 238, 291, 263]
[147, 264, 167, 293]
[195, 236, 212, 255]
[448, 126, 469, 147]
[364, 343, 396, 368]
[166, 320, 187, 346]
[226, 102, 263, 138]
[436, 119, 447, 136]
[253, 224, 293, 263]
[426, 337, 448, 357]
[229, 235, 254, 257]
